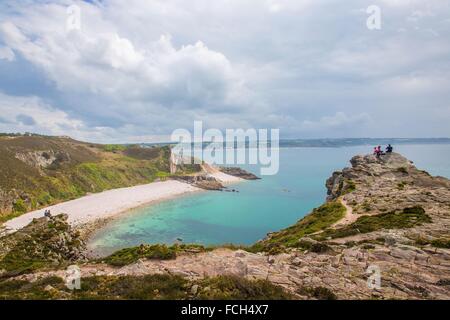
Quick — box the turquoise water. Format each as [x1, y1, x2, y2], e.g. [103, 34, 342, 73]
[88, 145, 450, 255]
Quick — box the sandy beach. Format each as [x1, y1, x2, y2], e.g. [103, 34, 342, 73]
[3, 171, 241, 233]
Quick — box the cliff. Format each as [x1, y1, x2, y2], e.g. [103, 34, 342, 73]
[0, 135, 174, 222]
[324, 152, 450, 243]
[0, 152, 449, 300]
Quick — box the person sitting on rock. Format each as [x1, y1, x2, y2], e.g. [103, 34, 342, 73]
[44, 209, 52, 218]
[375, 145, 386, 158]
[386, 144, 393, 153]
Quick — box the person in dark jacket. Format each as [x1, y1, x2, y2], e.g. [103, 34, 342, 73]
[386, 144, 393, 153]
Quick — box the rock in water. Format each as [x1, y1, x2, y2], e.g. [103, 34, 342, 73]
[219, 167, 261, 180]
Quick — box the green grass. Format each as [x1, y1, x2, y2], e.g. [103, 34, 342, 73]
[250, 201, 346, 253]
[0, 274, 294, 300]
[338, 179, 356, 195]
[0, 277, 65, 300]
[316, 206, 431, 240]
[0, 136, 172, 221]
[103, 244, 212, 266]
[343, 180, 356, 194]
[103, 244, 177, 266]
[102, 144, 127, 152]
[12, 199, 27, 214]
[296, 286, 337, 300]
[0, 211, 23, 224]
[0, 215, 84, 276]
[415, 237, 450, 249]
[75, 274, 188, 300]
[196, 275, 293, 300]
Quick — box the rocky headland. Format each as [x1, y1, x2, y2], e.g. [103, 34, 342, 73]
[0, 152, 449, 300]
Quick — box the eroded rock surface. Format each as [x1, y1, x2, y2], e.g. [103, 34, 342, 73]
[3, 153, 450, 299]
[326, 153, 450, 244]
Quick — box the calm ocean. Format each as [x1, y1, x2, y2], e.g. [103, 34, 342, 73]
[88, 145, 450, 255]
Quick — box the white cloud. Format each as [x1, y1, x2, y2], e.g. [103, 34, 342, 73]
[0, 91, 175, 143]
[380, 74, 450, 95]
[0, 7, 249, 114]
[0, 0, 449, 140]
[0, 92, 82, 133]
[301, 112, 371, 131]
[0, 46, 14, 61]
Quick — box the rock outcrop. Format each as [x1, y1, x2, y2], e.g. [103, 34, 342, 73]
[219, 167, 260, 180]
[1, 153, 449, 300]
[149, 153, 448, 299]
[14, 150, 71, 170]
[325, 153, 450, 244]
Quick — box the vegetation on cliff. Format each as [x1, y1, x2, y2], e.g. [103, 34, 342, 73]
[315, 206, 431, 240]
[0, 274, 294, 300]
[250, 201, 346, 253]
[0, 215, 85, 277]
[103, 244, 211, 266]
[0, 151, 448, 300]
[0, 135, 184, 222]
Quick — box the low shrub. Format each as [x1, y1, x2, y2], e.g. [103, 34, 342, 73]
[317, 206, 431, 240]
[104, 244, 177, 266]
[297, 286, 337, 300]
[250, 201, 346, 252]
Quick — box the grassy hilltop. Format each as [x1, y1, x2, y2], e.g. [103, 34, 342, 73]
[0, 134, 173, 222]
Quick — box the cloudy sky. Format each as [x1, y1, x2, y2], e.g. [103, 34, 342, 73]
[0, 0, 449, 143]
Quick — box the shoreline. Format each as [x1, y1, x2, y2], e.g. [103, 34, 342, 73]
[3, 171, 243, 237]
[80, 187, 207, 258]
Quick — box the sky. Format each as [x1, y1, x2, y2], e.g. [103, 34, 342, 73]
[0, 0, 449, 143]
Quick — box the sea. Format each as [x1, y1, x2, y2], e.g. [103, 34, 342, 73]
[88, 144, 450, 255]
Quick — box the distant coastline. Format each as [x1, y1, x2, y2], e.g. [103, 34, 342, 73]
[142, 137, 450, 149]
[2, 133, 450, 148]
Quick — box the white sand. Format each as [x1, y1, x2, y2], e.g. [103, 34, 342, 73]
[3, 172, 241, 233]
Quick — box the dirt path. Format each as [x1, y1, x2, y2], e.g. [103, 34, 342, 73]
[331, 198, 358, 229]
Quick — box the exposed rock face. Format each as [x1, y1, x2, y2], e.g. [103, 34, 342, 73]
[125, 153, 447, 299]
[219, 167, 260, 180]
[3, 153, 450, 300]
[14, 150, 71, 170]
[13, 245, 450, 300]
[325, 152, 450, 243]
[327, 152, 450, 200]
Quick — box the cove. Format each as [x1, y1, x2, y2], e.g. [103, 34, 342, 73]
[88, 144, 450, 256]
